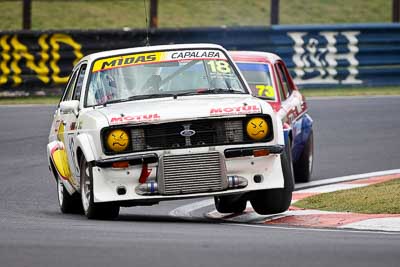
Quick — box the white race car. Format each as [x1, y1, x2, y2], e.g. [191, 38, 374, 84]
[47, 43, 294, 219]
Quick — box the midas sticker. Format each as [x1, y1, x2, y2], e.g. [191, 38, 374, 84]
[92, 50, 227, 72]
[256, 85, 275, 98]
[93, 52, 164, 72]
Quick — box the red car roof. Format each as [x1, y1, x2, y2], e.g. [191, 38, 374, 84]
[229, 51, 281, 64]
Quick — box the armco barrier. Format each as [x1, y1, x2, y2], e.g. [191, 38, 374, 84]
[0, 23, 399, 91]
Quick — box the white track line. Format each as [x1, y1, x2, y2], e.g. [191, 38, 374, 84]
[223, 223, 400, 235]
[169, 169, 400, 220]
[338, 218, 400, 232]
[295, 169, 400, 190]
[307, 95, 400, 100]
[169, 199, 214, 218]
[0, 104, 55, 108]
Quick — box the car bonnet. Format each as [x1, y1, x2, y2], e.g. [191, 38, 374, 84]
[95, 95, 271, 126]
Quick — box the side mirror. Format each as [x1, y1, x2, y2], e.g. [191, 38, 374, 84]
[60, 100, 80, 116]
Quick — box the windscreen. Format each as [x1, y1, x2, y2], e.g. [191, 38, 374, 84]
[236, 63, 276, 100]
[86, 49, 247, 106]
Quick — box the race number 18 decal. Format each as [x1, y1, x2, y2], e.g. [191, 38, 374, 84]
[256, 85, 275, 98]
[207, 61, 231, 73]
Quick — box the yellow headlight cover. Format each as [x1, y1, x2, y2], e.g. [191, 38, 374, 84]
[246, 117, 268, 141]
[106, 129, 130, 152]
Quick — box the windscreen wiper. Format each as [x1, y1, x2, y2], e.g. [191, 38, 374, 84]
[103, 90, 244, 106]
[175, 88, 246, 98]
[206, 88, 246, 94]
[101, 93, 176, 106]
[127, 93, 176, 101]
[102, 98, 127, 107]
[173, 88, 245, 97]
[173, 91, 201, 97]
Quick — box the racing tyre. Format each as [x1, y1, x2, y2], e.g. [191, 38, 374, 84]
[293, 130, 314, 183]
[250, 142, 294, 215]
[80, 157, 120, 220]
[57, 175, 83, 214]
[214, 195, 247, 213]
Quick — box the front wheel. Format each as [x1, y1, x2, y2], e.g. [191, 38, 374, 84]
[250, 142, 294, 215]
[57, 175, 83, 214]
[214, 195, 247, 214]
[293, 130, 314, 183]
[80, 157, 120, 220]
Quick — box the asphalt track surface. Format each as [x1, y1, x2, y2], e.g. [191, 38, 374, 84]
[0, 96, 399, 267]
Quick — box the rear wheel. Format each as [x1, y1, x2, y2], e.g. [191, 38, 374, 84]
[294, 130, 314, 183]
[214, 195, 247, 214]
[250, 142, 294, 215]
[80, 157, 119, 220]
[57, 175, 83, 214]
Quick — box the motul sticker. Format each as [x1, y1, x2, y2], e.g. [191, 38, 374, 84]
[110, 113, 160, 124]
[210, 105, 260, 115]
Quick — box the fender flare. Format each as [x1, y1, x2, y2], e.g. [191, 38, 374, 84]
[275, 117, 286, 146]
[301, 113, 314, 141]
[75, 133, 97, 164]
[292, 113, 313, 162]
[47, 141, 76, 195]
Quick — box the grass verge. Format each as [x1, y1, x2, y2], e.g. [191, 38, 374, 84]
[0, 0, 391, 30]
[0, 96, 59, 105]
[300, 86, 400, 97]
[294, 179, 400, 214]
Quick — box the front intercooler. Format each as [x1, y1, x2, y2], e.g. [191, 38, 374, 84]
[158, 152, 228, 195]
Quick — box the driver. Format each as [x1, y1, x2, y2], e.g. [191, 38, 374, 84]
[87, 71, 118, 105]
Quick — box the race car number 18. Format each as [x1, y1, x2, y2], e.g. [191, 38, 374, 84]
[207, 61, 231, 73]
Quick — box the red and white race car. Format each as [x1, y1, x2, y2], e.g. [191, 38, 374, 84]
[230, 51, 314, 183]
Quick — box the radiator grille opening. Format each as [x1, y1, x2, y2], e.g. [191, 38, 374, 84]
[102, 115, 274, 155]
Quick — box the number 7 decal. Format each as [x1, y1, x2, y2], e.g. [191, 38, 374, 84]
[256, 85, 275, 98]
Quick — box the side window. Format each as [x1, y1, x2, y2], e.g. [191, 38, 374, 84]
[61, 70, 79, 102]
[72, 64, 87, 101]
[275, 64, 287, 100]
[276, 62, 293, 98]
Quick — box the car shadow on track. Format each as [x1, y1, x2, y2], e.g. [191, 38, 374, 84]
[37, 209, 220, 225]
[117, 213, 217, 224]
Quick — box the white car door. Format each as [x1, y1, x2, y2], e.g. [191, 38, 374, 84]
[59, 64, 87, 188]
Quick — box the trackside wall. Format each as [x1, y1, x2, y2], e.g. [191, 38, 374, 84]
[0, 23, 399, 91]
